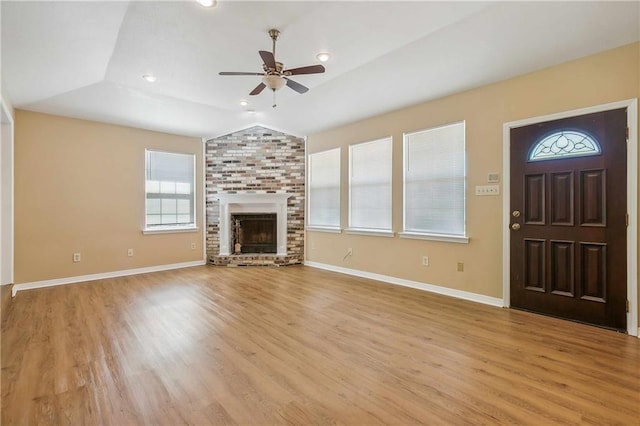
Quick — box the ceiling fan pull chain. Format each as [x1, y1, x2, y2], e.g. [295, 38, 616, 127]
[273, 90, 277, 108]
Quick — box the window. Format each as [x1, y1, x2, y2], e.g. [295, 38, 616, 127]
[403, 122, 466, 239]
[349, 137, 392, 231]
[145, 150, 196, 231]
[308, 148, 341, 229]
[529, 130, 601, 162]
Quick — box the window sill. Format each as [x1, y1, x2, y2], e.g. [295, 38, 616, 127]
[398, 232, 469, 244]
[306, 226, 342, 234]
[344, 228, 395, 237]
[143, 226, 200, 235]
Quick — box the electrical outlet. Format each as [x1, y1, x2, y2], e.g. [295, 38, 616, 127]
[422, 256, 429, 266]
[475, 185, 500, 196]
[73, 253, 81, 263]
[127, 248, 134, 257]
[457, 262, 464, 272]
[190, 242, 196, 250]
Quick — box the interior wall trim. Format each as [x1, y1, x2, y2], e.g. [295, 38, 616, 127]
[201, 138, 208, 263]
[304, 261, 504, 308]
[11, 260, 207, 297]
[1, 96, 15, 286]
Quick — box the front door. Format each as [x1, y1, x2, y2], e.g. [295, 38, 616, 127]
[510, 108, 627, 331]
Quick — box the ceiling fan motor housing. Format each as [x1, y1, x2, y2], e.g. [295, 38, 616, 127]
[263, 62, 284, 74]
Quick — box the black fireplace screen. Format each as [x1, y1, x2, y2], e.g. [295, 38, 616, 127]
[231, 213, 277, 254]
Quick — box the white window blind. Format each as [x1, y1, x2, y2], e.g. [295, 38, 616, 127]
[404, 122, 465, 236]
[308, 148, 341, 228]
[145, 150, 196, 229]
[349, 137, 392, 230]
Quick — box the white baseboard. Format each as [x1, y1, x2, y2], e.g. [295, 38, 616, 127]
[304, 261, 504, 308]
[11, 260, 207, 297]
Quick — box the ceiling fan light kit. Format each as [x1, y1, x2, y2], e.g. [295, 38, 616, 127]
[219, 28, 325, 108]
[263, 75, 285, 91]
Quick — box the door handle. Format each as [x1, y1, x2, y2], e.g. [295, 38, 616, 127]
[511, 223, 521, 231]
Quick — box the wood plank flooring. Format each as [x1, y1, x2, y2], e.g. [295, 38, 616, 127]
[2, 265, 639, 425]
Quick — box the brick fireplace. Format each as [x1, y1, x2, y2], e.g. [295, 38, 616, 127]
[205, 126, 304, 266]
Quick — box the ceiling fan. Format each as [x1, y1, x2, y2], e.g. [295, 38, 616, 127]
[219, 29, 325, 107]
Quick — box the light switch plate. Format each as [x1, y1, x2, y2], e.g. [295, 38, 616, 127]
[475, 185, 500, 196]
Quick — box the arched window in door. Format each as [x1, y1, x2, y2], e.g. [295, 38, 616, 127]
[528, 130, 601, 162]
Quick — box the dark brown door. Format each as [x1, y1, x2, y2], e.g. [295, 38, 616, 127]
[510, 108, 627, 331]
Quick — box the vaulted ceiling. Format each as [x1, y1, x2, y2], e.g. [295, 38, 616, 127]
[2, 1, 639, 138]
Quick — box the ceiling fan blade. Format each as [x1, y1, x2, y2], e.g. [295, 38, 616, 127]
[219, 72, 264, 76]
[259, 50, 276, 69]
[284, 77, 308, 94]
[249, 82, 266, 96]
[284, 64, 325, 75]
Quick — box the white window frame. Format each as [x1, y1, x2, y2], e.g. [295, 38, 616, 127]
[346, 137, 394, 237]
[143, 149, 198, 234]
[400, 121, 468, 244]
[307, 148, 341, 232]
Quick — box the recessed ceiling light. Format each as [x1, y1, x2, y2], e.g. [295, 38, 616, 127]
[239, 100, 248, 107]
[316, 52, 331, 62]
[197, 0, 216, 7]
[142, 74, 157, 83]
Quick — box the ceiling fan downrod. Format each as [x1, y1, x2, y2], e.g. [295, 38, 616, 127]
[269, 29, 279, 58]
[268, 30, 279, 109]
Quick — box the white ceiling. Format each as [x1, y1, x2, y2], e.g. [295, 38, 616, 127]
[2, 1, 639, 139]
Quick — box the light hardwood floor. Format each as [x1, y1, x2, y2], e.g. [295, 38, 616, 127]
[2, 265, 639, 425]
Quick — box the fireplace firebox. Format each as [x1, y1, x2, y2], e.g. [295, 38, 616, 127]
[231, 213, 277, 254]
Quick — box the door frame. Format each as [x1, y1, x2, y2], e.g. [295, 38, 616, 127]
[502, 99, 638, 337]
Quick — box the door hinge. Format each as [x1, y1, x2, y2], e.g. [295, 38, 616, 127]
[626, 299, 630, 313]
[625, 213, 629, 227]
[626, 127, 629, 141]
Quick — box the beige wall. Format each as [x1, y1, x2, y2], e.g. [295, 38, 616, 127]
[306, 43, 640, 314]
[14, 111, 204, 283]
